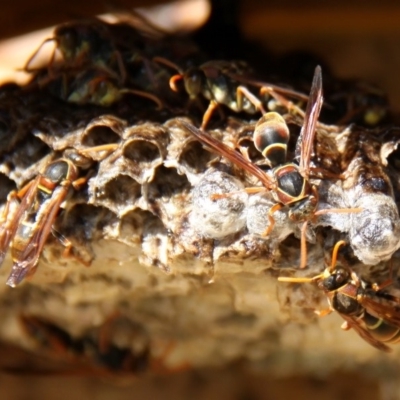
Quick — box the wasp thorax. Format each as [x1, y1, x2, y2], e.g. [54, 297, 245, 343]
[254, 112, 289, 168]
[275, 166, 305, 202]
[45, 160, 76, 183]
[332, 291, 362, 315]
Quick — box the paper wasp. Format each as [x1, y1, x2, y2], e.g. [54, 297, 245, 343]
[279, 240, 400, 352]
[24, 19, 127, 84]
[179, 66, 357, 268]
[155, 58, 309, 128]
[0, 153, 94, 287]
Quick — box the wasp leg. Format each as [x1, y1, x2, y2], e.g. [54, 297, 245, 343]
[261, 202, 283, 237]
[341, 321, 352, 330]
[51, 228, 91, 267]
[211, 186, 265, 201]
[370, 256, 396, 292]
[201, 100, 220, 130]
[299, 221, 309, 269]
[236, 85, 267, 114]
[77, 143, 119, 159]
[260, 86, 305, 118]
[314, 207, 362, 222]
[70, 169, 97, 191]
[315, 308, 333, 317]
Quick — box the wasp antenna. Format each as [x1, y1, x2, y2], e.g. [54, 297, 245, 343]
[152, 57, 183, 73]
[328, 240, 347, 273]
[169, 74, 184, 92]
[278, 274, 322, 283]
[120, 89, 163, 110]
[78, 144, 119, 155]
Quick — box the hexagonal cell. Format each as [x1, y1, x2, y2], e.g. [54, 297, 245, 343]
[81, 115, 126, 147]
[144, 165, 191, 228]
[146, 165, 190, 202]
[118, 209, 162, 247]
[178, 139, 216, 174]
[59, 203, 116, 241]
[122, 123, 169, 146]
[110, 123, 170, 183]
[89, 173, 142, 216]
[54, 204, 118, 265]
[164, 118, 220, 178]
[122, 138, 160, 165]
[140, 217, 171, 272]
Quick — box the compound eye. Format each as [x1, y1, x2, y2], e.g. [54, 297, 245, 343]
[184, 68, 204, 97]
[334, 270, 349, 285]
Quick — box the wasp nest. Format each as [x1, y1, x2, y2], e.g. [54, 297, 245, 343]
[0, 15, 400, 378]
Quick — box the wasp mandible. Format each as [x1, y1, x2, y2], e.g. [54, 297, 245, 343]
[24, 19, 126, 84]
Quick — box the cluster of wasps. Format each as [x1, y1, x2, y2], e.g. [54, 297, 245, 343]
[0, 12, 399, 366]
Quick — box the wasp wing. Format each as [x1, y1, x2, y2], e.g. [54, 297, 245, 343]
[296, 65, 323, 178]
[213, 60, 309, 102]
[178, 119, 275, 190]
[6, 185, 69, 287]
[359, 291, 400, 327]
[0, 178, 41, 266]
[339, 313, 392, 352]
